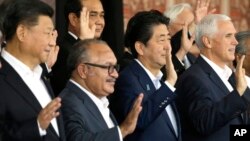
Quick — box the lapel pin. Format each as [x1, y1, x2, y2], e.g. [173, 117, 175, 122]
[146, 84, 150, 91]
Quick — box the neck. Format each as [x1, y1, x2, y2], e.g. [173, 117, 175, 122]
[5, 42, 38, 70]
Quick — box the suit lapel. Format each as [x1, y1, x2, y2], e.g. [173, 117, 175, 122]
[171, 103, 181, 139]
[129, 60, 156, 94]
[162, 108, 178, 138]
[110, 112, 118, 126]
[41, 76, 64, 138]
[1, 58, 42, 112]
[1, 57, 62, 139]
[196, 56, 230, 94]
[68, 82, 109, 128]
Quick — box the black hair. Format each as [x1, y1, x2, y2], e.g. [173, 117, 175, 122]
[64, 0, 82, 27]
[235, 31, 250, 55]
[1, 0, 54, 41]
[124, 10, 170, 58]
[67, 39, 108, 74]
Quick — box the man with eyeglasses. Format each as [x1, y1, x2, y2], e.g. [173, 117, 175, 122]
[59, 39, 143, 141]
[50, 0, 105, 95]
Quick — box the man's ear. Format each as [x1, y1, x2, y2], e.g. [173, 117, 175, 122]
[202, 36, 212, 49]
[77, 63, 87, 79]
[16, 24, 26, 41]
[135, 41, 145, 56]
[68, 12, 79, 27]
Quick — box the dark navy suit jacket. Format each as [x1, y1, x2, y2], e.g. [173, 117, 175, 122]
[0, 57, 66, 141]
[109, 60, 182, 141]
[60, 81, 121, 141]
[175, 56, 250, 141]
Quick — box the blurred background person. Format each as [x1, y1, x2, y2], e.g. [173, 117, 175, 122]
[164, 0, 216, 76]
[235, 31, 250, 87]
[51, 0, 104, 95]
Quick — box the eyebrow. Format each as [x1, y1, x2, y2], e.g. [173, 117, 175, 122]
[159, 33, 171, 38]
[89, 11, 105, 14]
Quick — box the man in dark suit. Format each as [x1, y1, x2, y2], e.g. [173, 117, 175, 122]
[109, 10, 181, 141]
[0, 0, 66, 141]
[164, 1, 216, 76]
[175, 14, 250, 141]
[59, 39, 143, 141]
[51, 0, 105, 95]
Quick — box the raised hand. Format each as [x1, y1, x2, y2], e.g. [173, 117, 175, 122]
[79, 7, 96, 40]
[235, 55, 247, 96]
[47, 30, 59, 69]
[194, 0, 216, 24]
[37, 97, 61, 130]
[165, 42, 177, 86]
[120, 93, 143, 138]
[176, 22, 195, 62]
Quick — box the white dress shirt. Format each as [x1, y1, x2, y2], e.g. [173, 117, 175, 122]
[70, 79, 123, 141]
[1, 49, 59, 136]
[201, 54, 233, 92]
[135, 59, 178, 137]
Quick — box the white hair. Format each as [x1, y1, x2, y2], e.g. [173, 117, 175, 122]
[164, 3, 192, 23]
[195, 14, 231, 49]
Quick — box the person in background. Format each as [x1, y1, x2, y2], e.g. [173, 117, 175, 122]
[235, 31, 250, 87]
[110, 10, 181, 141]
[60, 39, 143, 141]
[235, 31, 250, 124]
[0, 0, 66, 140]
[51, 0, 105, 95]
[164, 0, 216, 76]
[175, 14, 250, 141]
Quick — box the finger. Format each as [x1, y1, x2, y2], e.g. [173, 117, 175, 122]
[131, 93, 143, 115]
[236, 55, 245, 71]
[86, 10, 89, 24]
[196, 0, 201, 9]
[44, 97, 61, 113]
[190, 34, 195, 44]
[80, 7, 87, 23]
[182, 22, 188, 39]
[206, 0, 210, 7]
[202, 0, 207, 7]
[55, 45, 59, 54]
[208, 8, 216, 14]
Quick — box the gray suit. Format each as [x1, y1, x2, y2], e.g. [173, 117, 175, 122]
[59, 81, 121, 141]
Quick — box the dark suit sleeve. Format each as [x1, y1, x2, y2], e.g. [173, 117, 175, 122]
[61, 94, 120, 141]
[176, 73, 250, 135]
[0, 93, 43, 140]
[172, 55, 185, 76]
[110, 70, 176, 130]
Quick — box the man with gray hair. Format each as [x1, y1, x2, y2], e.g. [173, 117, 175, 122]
[175, 14, 250, 141]
[164, 0, 215, 75]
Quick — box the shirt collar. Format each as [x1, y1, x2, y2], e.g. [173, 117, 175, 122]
[201, 54, 232, 80]
[70, 79, 109, 109]
[135, 59, 163, 88]
[1, 48, 42, 79]
[68, 31, 78, 40]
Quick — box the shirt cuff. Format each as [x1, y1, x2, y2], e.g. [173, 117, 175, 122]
[37, 120, 47, 136]
[117, 126, 123, 141]
[164, 81, 176, 92]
